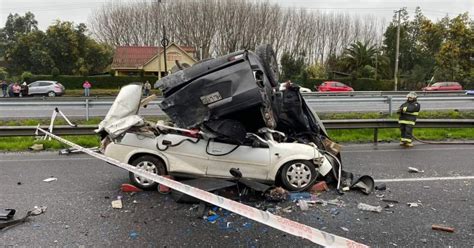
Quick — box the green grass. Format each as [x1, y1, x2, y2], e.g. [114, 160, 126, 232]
[319, 110, 474, 120]
[327, 128, 474, 143]
[0, 135, 100, 151]
[0, 117, 103, 126]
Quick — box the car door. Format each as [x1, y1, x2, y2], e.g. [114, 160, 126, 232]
[27, 82, 41, 95]
[38, 82, 52, 94]
[205, 140, 271, 180]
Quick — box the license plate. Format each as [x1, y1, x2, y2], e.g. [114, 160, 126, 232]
[200, 92, 222, 105]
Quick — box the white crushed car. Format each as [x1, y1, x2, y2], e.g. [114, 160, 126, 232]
[97, 45, 354, 192]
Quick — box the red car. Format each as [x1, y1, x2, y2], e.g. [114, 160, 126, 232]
[316, 81, 354, 92]
[422, 82, 463, 91]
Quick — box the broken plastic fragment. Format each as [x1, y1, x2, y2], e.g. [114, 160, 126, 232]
[297, 200, 309, 211]
[407, 202, 420, 208]
[357, 203, 382, 213]
[43, 177, 57, 182]
[408, 167, 424, 173]
[112, 199, 123, 209]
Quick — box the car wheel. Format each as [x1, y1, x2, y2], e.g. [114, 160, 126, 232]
[280, 160, 317, 191]
[255, 44, 279, 87]
[129, 155, 166, 190]
[47, 91, 56, 97]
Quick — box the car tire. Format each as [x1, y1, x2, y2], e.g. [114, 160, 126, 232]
[129, 155, 166, 190]
[280, 160, 318, 191]
[255, 44, 279, 87]
[47, 91, 56, 97]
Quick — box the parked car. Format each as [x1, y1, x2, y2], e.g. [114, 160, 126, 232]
[422, 82, 463, 91]
[28, 80, 65, 96]
[279, 82, 312, 93]
[316, 81, 354, 92]
[97, 45, 346, 192]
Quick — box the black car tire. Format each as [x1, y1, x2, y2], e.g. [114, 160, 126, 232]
[47, 91, 56, 97]
[255, 44, 279, 87]
[129, 155, 166, 190]
[280, 160, 318, 191]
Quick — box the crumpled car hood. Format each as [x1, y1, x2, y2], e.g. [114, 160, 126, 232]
[97, 83, 143, 133]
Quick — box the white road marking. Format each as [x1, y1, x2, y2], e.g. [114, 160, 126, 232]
[376, 176, 474, 183]
[344, 146, 474, 153]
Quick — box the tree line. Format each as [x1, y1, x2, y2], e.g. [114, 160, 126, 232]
[0, 12, 112, 78]
[89, 0, 384, 64]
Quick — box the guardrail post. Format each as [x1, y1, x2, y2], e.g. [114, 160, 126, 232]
[85, 99, 89, 121]
[388, 96, 393, 116]
[373, 128, 379, 145]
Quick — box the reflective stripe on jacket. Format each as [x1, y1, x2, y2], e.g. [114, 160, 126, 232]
[398, 101, 421, 125]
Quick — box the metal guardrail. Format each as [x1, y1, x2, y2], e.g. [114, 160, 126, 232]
[1, 119, 472, 143]
[2, 95, 474, 120]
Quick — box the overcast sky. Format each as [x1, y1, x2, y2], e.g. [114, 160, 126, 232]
[1, 0, 472, 31]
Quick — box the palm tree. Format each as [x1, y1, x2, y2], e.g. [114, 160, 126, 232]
[341, 41, 377, 76]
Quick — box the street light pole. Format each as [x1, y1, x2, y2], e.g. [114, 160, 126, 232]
[394, 9, 402, 91]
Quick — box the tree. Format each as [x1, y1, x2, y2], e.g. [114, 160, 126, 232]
[0, 12, 38, 58]
[280, 52, 305, 81]
[341, 41, 377, 77]
[434, 13, 473, 82]
[5, 19, 112, 76]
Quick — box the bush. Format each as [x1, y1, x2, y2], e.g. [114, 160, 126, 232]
[28, 75, 158, 89]
[21, 71, 33, 83]
[51, 67, 60, 77]
[0, 67, 8, 80]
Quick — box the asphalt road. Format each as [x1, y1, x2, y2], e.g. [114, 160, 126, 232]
[0, 99, 473, 119]
[1, 143, 473, 247]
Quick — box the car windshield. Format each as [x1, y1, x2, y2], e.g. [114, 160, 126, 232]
[431, 83, 443, 87]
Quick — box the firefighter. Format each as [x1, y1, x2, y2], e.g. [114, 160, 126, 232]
[397, 92, 421, 147]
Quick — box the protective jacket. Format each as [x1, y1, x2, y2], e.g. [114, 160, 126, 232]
[398, 100, 421, 125]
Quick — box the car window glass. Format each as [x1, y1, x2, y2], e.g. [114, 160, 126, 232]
[29, 82, 40, 87]
[432, 83, 442, 87]
[39, 82, 52, 86]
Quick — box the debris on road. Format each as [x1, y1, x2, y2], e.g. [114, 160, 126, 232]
[111, 198, 123, 209]
[341, 227, 349, 232]
[297, 200, 309, 211]
[129, 231, 139, 240]
[43, 177, 57, 182]
[265, 187, 289, 201]
[0, 206, 46, 231]
[357, 203, 383, 213]
[310, 181, 329, 193]
[408, 167, 424, 173]
[375, 183, 387, 191]
[382, 199, 399, 204]
[121, 183, 142, 192]
[29, 143, 44, 151]
[407, 202, 421, 208]
[432, 224, 455, 233]
[0, 209, 15, 220]
[288, 192, 312, 201]
[17, 182, 22, 185]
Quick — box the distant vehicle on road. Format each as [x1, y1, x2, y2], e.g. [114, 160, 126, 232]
[28, 80, 65, 97]
[316, 81, 354, 92]
[422, 82, 463, 91]
[466, 90, 474, 95]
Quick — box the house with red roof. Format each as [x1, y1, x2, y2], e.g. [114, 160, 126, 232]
[111, 43, 197, 78]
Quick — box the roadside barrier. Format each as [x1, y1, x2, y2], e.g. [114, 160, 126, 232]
[35, 126, 368, 248]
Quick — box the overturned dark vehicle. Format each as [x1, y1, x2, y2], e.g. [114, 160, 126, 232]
[99, 45, 372, 193]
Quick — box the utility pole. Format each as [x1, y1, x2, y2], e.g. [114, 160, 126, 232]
[394, 9, 403, 91]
